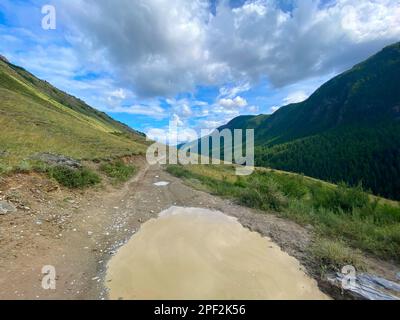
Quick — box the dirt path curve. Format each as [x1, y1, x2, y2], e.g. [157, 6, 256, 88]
[0, 161, 317, 300]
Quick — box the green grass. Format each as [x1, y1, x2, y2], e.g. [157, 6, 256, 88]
[166, 164, 400, 264]
[46, 166, 101, 189]
[0, 59, 148, 172]
[100, 161, 137, 183]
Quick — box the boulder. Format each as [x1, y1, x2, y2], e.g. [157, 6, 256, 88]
[31, 153, 82, 169]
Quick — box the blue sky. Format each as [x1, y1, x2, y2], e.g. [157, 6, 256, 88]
[1, 0, 399, 143]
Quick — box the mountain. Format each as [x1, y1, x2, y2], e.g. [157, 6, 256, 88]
[213, 42, 400, 200]
[0, 57, 148, 169]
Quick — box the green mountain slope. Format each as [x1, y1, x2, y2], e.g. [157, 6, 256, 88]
[0, 57, 148, 169]
[214, 42, 400, 200]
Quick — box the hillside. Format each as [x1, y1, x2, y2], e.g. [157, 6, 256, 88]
[212, 42, 400, 200]
[0, 57, 148, 171]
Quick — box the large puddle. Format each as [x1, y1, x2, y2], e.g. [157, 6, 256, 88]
[106, 207, 329, 300]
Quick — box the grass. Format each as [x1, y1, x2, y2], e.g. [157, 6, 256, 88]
[0, 59, 148, 172]
[166, 164, 400, 265]
[46, 166, 101, 189]
[310, 238, 365, 272]
[100, 160, 137, 183]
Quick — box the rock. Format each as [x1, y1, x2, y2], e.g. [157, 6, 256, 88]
[31, 153, 81, 169]
[397, 272, 400, 281]
[0, 201, 17, 215]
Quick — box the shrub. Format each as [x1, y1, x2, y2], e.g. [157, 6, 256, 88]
[100, 160, 136, 182]
[311, 183, 369, 212]
[47, 166, 100, 188]
[276, 175, 308, 199]
[239, 176, 287, 211]
[234, 176, 247, 188]
[15, 160, 32, 173]
[0, 163, 11, 175]
[166, 165, 191, 178]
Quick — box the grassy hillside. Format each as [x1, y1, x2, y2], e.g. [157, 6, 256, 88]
[167, 164, 400, 265]
[209, 42, 400, 200]
[0, 57, 148, 172]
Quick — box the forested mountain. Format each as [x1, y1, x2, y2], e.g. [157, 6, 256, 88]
[214, 42, 400, 200]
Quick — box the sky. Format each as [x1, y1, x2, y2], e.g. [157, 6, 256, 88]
[1, 0, 400, 143]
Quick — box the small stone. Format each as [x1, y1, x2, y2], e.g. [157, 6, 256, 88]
[0, 201, 17, 215]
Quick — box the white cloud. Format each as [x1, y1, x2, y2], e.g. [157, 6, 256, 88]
[171, 114, 184, 126]
[166, 98, 193, 118]
[218, 82, 251, 99]
[3, 0, 400, 133]
[268, 90, 309, 113]
[218, 96, 248, 109]
[109, 89, 127, 100]
[198, 119, 226, 130]
[247, 105, 259, 114]
[108, 104, 167, 119]
[147, 125, 199, 144]
[283, 91, 309, 105]
[270, 106, 281, 113]
[58, 0, 400, 98]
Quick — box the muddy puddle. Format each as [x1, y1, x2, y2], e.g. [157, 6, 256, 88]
[105, 207, 329, 300]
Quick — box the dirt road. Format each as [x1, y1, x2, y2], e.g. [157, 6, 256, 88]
[0, 160, 325, 299]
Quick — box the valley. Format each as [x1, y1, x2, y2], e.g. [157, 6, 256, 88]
[1, 41, 400, 301]
[198, 43, 400, 201]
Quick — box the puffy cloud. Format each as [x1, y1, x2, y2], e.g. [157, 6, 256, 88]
[109, 89, 127, 100]
[270, 106, 281, 113]
[268, 90, 309, 113]
[108, 104, 167, 119]
[60, 0, 217, 98]
[207, 0, 400, 87]
[218, 82, 251, 99]
[166, 98, 193, 118]
[218, 96, 248, 109]
[283, 91, 309, 104]
[58, 0, 400, 99]
[147, 123, 199, 144]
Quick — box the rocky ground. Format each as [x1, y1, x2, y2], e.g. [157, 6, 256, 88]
[0, 157, 399, 300]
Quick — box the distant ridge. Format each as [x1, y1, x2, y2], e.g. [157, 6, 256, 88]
[203, 42, 400, 200]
